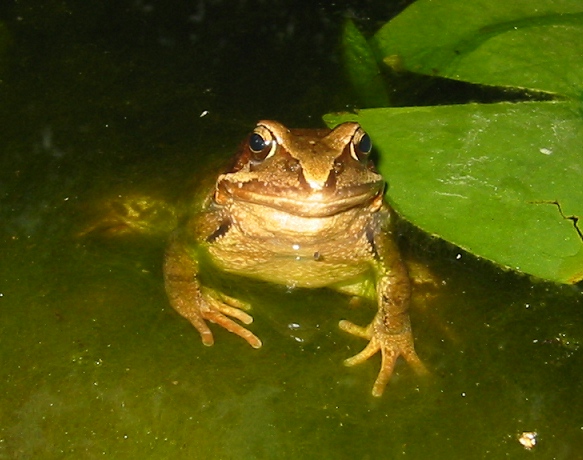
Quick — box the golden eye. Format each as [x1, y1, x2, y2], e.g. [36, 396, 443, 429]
[350, 128, 372, 162]
[249, 125, 277, 162]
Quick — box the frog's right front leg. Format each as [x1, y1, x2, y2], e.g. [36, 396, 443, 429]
[164, 236, 262, 349]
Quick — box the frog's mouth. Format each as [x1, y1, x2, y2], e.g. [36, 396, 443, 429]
[216, 180, 385, 217]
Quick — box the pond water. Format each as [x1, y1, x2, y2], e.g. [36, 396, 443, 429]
[0, 1, 582, 458]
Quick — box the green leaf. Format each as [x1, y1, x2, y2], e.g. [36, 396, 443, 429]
[371, 0, 583, 97]
[342, 19, 391, 107]
[325, 102, 583, 284]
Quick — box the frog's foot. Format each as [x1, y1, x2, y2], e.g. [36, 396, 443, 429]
[339, 318, 427, 397]
[191, 288, 263, 349]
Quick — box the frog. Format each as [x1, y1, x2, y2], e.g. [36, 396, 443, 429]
[163, 120, 427, 397]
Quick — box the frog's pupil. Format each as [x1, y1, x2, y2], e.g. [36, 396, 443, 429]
[358, 133, 372, 155]
[249, 133, 266, 153]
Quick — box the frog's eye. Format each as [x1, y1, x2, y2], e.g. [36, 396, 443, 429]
[249, 125, 277, 162]
[350, 129, 372, 162]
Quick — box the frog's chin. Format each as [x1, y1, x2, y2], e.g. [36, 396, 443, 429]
[216, 181, 384, 217]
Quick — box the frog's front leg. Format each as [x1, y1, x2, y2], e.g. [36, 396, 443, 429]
[340, 232, 427, 397]
[164, 235, 262, 349]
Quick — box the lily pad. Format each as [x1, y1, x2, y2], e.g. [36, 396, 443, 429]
[371, 0, 583, 97]
[325, 102, 583, 284]
[342, 19, 390, 107]
[329, 0, 583, 284]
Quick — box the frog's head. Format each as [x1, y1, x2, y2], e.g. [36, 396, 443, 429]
[215, 120, 385, 217]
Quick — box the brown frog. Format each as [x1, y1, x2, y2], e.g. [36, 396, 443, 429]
[164, 120, 427, 396]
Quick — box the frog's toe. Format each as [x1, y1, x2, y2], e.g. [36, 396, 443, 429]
[217, 292, 252, 312]
[343, 336, 380, 367]
[338, 319, 371, 339]
[342, 333, 398, 397]
[203, 307, 262, 349]
[375, 333, 428, 396]
[200, 290, 262, 348]
[184, 311, 215, 347]
[374, 336, 427, 397]
[373, 346, 398, 397]
[213, 302, 254, 325]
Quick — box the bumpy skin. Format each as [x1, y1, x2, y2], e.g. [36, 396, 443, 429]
[164, 120, 426, 397]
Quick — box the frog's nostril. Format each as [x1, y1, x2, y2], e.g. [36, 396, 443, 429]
[284, 158, 301, 173]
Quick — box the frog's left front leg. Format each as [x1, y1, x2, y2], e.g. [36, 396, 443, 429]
[340, 234, 427, 397]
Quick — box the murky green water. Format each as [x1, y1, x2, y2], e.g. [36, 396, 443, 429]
[1, 1, 582, 458]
